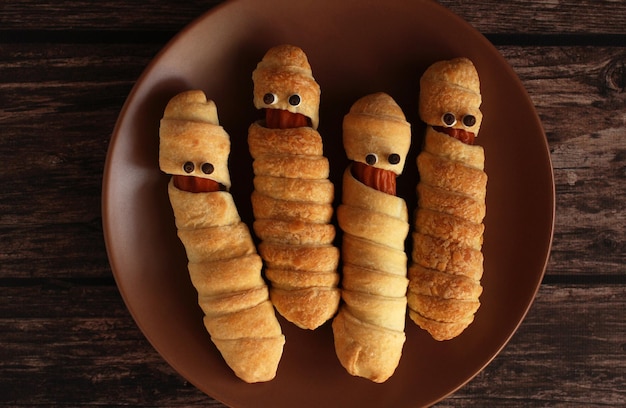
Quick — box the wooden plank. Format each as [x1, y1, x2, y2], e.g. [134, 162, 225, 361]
[0, 43, 158, 279]
[0, 0, 226, 32]
[443, 0, 626, 36]
[0, 1, 625, 36]
[0, 283, 623, 406]
[497, 46, 626, 276]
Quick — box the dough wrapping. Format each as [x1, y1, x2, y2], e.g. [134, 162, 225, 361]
[409, 58, 487, 341]
[159, 90, 284, 382]
[332, 93, 411, 383]
[249, 45, 340, 330]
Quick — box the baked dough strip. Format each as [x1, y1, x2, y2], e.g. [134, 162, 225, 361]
[159, 90, 284, 383]
[409, 58, 487, 341]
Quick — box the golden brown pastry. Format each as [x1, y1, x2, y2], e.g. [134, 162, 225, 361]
[159, 90, 284, 382]
[332, 92, 411, 383]
[408, 57, 487, 341]
[248, 44, 340, 330]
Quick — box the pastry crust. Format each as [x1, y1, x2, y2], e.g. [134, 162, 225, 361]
[409, 58, 486, 341]
[270, 287, 341, 330]
[332, 308, 405, 384]
[408, 309, 474, 342]
[249, 45, 339, 330]
[248, 122, 323, 157]
[417, 183, 485, 224]
[341, 167, 408, 221]
[342, 263, 409, 298]
[337, 203, 409, 250]
[343, 92, 412, 174]
[332, 93, 410, 383]
[411, 232, 483, 281]
[251, 191, 333, 224]
[253, 175, 334, 204]
[167, 187, 240, 229]
[252, 44, 321, 129]
[417, 151, 487, 201]
[414, 208, 484, 250]
[408, 264, 483, 300]
[160, 91, 231, 188]
[253, 219, 335, 246]
[419, 57, 483, 135]
[252, 154, 330, 179]
[423, 126, 484, 169]
[159, 90, 284, 383]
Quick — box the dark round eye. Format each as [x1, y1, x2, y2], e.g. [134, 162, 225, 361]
[263, 93, 276, 105]
[442, 112, 456, 127]
[365, 153, 378, 166]
[388, 153, 401, 165]
[183, 161, 194, 173]
[462, 115, 476, 127]
[201, 163, 214, 174]
[288, 94, 301, 106]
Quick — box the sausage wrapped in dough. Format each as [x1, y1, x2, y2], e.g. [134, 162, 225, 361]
[159, 90, 284, 382]
[409, 58, 487, 341]
[332, 92, 411, 382]
[249, 44, 340, 330]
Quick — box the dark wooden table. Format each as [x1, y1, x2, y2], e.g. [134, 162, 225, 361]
[2, 1, 624, 406]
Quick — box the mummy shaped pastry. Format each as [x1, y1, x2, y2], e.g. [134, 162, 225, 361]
[159, 90, 285, 382]
[248, 45, 340, 330]
[408, 58, 487, 341]
[332, 92, 411, 383]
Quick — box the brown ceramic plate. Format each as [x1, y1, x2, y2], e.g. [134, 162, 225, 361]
[102, 0, 555, 406]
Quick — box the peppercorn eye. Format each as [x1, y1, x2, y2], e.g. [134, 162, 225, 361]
[263, 93, 276, 105]
[201, 163, 214, 175]
[442, 112, 456, 127]
[365, 153, 378, 166]
[462, 114, 476, 127]
[388, 153, 401, 165]
[288, 94, 301, 106]
[183, 161, 195, 173]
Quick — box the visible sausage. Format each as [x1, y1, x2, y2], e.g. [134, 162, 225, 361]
[351, 161, 397, 196]
[173, 175, 224, 193]
[433, 126, 475, 145]
[265, 108, 310, 129]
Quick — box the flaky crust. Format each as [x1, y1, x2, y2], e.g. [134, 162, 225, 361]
[408, 309, 474, 342]
[341, 167, 408, 221]
[408, 263, 483, 300]
[253, 175, 334, 204]
[159, 90, 284, 382]
[332, 93, 410, 383]
[423, 126, 484, 169]
[252, 44, 321, 129]
[253, 219, 335, 246]
[270, 287, 341, 330]
[159, 90, 231, 188]
[342, 264, 409, 298]
[249, 59, 339, 330]
[251, 191, 333, 224]
[332, 308, 405, 383]
[417, 151, 487, 201]
[249, 122, 323, 157]
[343, 92, 412, 174]
[411, 232, 483, 281]
[409, 58, 486, 341]
[419, 57, 483, 135]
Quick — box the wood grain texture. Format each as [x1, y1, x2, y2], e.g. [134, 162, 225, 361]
[496, 46, 626, 277]
[1, 0, 625, 35]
